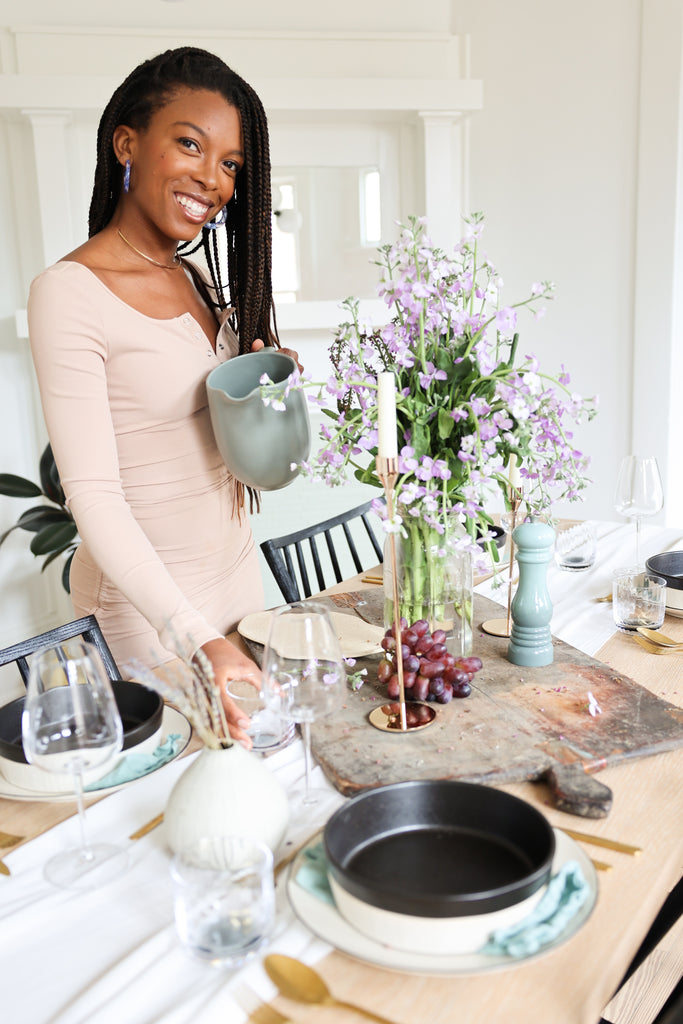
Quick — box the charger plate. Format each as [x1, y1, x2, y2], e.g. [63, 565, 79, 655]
[287, 828, 597, 976]
[238, 609, 384, 659]
[0, 706, 191, 802]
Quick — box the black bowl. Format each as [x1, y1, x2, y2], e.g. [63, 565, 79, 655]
[0, 679, 163, 765]
[477, 524, 506, 550]
[645, 551, 683, 591]
[324, 780, 555, 919]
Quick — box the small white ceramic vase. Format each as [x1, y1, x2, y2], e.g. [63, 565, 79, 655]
[164, 743, 290, 855]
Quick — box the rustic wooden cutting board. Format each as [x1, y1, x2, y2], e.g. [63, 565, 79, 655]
[309, 590, 683, 818]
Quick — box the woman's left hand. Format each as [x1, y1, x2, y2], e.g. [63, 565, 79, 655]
[250, 337, 303, 372]
[197, 636, 262, 749]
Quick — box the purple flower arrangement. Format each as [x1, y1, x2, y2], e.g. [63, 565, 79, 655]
[293, 214, 596, 555]
[261, 214, 596, 626]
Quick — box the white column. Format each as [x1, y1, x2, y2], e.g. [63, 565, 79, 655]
[419, 111, 467, 251]
[22, 109, 74, 268]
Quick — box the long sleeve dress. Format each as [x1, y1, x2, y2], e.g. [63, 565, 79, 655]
[27, 260, 265, 673]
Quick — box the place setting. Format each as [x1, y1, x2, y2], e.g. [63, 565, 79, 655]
[0, 650, 192, 805]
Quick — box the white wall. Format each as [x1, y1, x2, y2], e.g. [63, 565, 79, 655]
[455, 0, 683, 525]
[456, 0, 637, 520]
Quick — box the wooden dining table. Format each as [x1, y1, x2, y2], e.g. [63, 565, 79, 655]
[1, 519, 681, 1024]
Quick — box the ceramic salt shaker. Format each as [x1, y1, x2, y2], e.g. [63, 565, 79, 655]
[507, 521, 555, 667]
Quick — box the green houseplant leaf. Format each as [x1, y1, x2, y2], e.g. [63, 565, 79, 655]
[0, 474, 43, 499]
[0, 445, 78, 592]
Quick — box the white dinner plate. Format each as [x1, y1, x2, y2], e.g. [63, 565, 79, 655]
[286, 828, 597, 976]
[0, 706, 191, 803]
[238, 609, 384, 658]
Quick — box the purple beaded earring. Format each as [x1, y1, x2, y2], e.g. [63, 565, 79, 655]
[206, 205, 227, 230]
[123, 159, 131, 194]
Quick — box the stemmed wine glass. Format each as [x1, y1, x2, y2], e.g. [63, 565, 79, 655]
[613, 455, 664, 567]
[261, 602, 345, 809]
[22, 639, 128, 889]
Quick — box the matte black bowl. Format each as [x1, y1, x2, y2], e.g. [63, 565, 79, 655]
[645, 551, 683, 613]
[0, 679, 163, 764]
[645, 551, 683, 589]
[324, 780, 555, 920]
[477, 524, 506, 550]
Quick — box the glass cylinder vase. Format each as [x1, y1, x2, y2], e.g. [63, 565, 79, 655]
[384, 516, 473, 656]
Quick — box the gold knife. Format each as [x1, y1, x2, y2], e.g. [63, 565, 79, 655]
[0, 830, 24, 849]
[129, 812, 164, 841]
[562, 828, 641, 856]
[0, 859, 10, 876]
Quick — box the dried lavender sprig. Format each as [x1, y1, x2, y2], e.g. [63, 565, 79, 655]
[124, 656, 230, 750]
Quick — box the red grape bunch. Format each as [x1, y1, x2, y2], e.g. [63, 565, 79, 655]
[377, 618, 482, 704]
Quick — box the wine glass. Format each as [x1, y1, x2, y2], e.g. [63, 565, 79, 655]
[22, 639, 128, 889]
[261, 602, 345, 809]
[613, 455, 664, 567]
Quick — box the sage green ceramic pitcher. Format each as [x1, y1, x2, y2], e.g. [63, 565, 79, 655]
[206, 350, 311, 491]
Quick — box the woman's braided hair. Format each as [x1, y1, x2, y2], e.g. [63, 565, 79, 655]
[89, 46, 277, 353]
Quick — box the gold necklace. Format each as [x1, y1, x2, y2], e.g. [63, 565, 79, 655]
[117, 229, 182, 270]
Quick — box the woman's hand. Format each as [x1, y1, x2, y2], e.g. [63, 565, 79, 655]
[250, 337, 303, 372]
[198, 637, 261, 749]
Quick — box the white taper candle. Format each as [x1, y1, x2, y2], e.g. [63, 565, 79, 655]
[377, 372, 398, 458]
[508, 453, 522, 490]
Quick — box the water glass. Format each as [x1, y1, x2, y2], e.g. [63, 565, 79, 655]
[612, 569, 667, 632]
[225, 678, 294, 753]
[171, 835, 274, 967]
[554, 521, 597, 571]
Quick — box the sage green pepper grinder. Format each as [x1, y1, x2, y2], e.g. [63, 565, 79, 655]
[507, 520, 555, 666]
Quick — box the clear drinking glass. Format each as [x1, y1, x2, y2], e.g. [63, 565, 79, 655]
[554, 521, 597, 571]
[171, 835, 274, 967]
[22, 639, 128, 889]
[613, 456, 664, 567]
[612, 568, 667, 632]
[224, 678, 294, 753]
[261, 602, 345, 807]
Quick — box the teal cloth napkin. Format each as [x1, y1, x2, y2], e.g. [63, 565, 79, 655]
[296, 840, 589, 956]
[84, 734, 182, 791]
[479, 859, 589, 957]
[295, 842, 335, 904]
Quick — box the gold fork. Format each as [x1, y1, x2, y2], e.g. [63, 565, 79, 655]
[235, 984, 299, 1024]
[247, 1006, 298, 1024]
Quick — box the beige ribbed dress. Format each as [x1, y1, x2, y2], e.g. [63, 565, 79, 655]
[27, 260, 264, 672]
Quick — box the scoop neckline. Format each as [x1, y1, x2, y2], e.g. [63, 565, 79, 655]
[57, 259, 228, 341]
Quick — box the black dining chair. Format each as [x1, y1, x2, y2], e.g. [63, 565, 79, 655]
[260, 500, 384, 604]
[0, 615, 120, 685]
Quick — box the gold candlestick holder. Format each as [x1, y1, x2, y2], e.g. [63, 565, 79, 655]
[481, 489, 522, 639]
[369, 455, 436, 734]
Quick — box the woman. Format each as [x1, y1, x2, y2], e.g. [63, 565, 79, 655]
[27, 47, 295, 744]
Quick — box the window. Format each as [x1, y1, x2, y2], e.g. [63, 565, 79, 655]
[360, 168, 382, 247]
[272, 182, 300, 303]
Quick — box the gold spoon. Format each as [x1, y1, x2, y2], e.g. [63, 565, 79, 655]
[632, 635, 681, 655]
[263, 954, 398, 1024]
[636, 626, 683, 648]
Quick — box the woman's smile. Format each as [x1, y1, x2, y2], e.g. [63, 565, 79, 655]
[175, 191, 214, 223]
